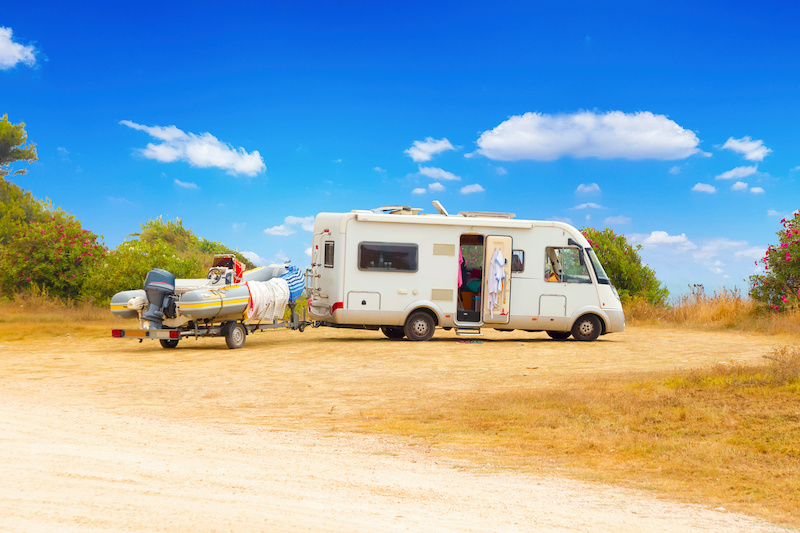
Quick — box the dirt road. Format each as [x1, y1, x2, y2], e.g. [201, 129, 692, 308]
[0, 325, 794, 531]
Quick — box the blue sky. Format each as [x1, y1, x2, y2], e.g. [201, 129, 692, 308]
[2, 1, 799, 297]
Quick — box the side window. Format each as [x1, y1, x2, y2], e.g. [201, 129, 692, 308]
[358, 242, 418, 272]
[511, 250, 524, 273]
[323, 241, 334, 268]
[544, 247, 591, 283]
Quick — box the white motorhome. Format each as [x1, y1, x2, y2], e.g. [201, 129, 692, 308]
[306, 202, 624, 341]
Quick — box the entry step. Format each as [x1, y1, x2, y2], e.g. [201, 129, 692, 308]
[455, 327, 483, 337]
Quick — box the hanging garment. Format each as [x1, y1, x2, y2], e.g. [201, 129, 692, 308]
[280, 265, 305, 302]
[486, 248, 506, 318]
[245, 280, 272, 321]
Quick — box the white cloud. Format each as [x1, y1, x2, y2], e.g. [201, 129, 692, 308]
[284, 215, 314, 232]
[428, 182, 445, 192]
[265, 215, 314, 235]
[418, 165, 461, 181]
[750, 187, 764, 194]
[120, 120, 265, 176]
[0, 27, 36, 70]
[174, 178, 198, 190]
[576, 183, 601, 195]
[460, 183, 485, 194]
[373, 166, 386, 173]
[404, 137, 455, 162]
[669, 165, 682, 175]
[692, 183, 716, 193]
[604, 215, 631, 225]
[240, 251, 268, 266]
[731, 181, 749, 191]
[721, 136, 772, 161]
[305, 247, 312, 257]
[411, 187, 427, 195]
[263, 224, 294, 236]
[475, 110, 702, 161]
[715, 165, 758, 180]
[495, 166, 508, 176]
[631, 231, 697, 252]
[573, 202, 605, 210]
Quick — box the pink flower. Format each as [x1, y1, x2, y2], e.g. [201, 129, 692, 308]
[787, 252, 792, 261]
[781, 295, 789, 303]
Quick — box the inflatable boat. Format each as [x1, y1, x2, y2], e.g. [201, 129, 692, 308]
[110, 254, 305, 330]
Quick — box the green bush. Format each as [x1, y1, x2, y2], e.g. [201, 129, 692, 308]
[0, 214, 106, 300]
[749, 211, 800, 311]
[581, 227, 669, 306]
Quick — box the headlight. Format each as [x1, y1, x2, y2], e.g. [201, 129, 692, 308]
[611, 285, 620, 301]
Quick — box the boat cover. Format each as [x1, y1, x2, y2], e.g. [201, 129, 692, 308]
[246, 278, 290, 321]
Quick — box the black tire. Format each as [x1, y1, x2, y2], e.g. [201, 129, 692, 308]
[160, 338, 179, 349]
[380, 326, 405, 340]
[225, 322, 247, 349]
[571, 315, 601, 342]
[546, 331, 571, 341]
[404, 310, 435, 341]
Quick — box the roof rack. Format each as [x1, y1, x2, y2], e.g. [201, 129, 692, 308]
[458, 211, 516, 219]
[372, 205, 422, 215]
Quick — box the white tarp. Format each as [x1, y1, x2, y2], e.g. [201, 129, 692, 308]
[245, 278, 290, 321]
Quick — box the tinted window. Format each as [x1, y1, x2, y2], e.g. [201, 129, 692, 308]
[324, 241, 334, 268]
[511, 250, 524, 273]
[545, 247, 591, 284]
[358, 242, 418, 272]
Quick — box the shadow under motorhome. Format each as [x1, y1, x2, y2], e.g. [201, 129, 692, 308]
[306, 202, 625, 341]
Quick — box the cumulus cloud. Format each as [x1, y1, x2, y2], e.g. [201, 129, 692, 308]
[240, 251, 268, 266]
[750, 186, 764, 194]
[0, 27, 36, 70]
[460, 183, 485, 194]
[428, 182, 445, 192]
[120, 120, 265, 176]
[404, 137, 455, 162]
[418, 165, 461, 181]
[731, 181, 749, 191]
[411, 188, 427, 195]
[604, 215, 631, 225]
[475, 110, 702, 161]
[631, 231, 697, 252]
[692, 183, 716, 193]
[721, 136, 772, 161]
[174, 179, 198, 190]
[573, 202, 605, 210]
[715, 165, 758, 180]
[576, 183, 601, 195]
[264, 215, 314, 236]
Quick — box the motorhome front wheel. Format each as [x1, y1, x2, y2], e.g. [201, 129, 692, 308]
[571, 315, 601, 342]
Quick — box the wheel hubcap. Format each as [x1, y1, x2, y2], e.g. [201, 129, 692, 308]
[578, 321, 594, 336]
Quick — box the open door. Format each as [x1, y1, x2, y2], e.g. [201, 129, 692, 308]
[483, 235, 512, 324]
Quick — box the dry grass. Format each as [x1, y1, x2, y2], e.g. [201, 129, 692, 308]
[628, 285, 800, 335]
[356, 347, 800, 526]
[0, 292, 119, 340]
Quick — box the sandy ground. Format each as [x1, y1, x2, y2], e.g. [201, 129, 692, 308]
[1, 325, 796, 532]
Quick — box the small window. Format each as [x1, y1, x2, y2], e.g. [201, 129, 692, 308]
[511, 250, 524, 273]
[545, 247, 591, 284]
[358, 242, 418, 272]
[323, 241, 334, 268]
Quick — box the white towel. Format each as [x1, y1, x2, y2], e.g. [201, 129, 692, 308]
[246, 280, 272, 321]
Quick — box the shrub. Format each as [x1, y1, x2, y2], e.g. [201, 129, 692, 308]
[750, 211, 800, 311]
[581, 227, 669, 306]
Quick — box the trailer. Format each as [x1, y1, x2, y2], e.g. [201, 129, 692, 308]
[110, 254, 309, 349]
[305, 201, 625, 341]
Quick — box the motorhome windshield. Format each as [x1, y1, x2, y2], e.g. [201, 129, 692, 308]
[587, 249, 611, 285]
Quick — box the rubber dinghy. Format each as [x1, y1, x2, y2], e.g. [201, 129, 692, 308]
[110, 254, 304, 330]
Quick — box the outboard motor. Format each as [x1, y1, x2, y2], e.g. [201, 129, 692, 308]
[142, 268, 176, 329]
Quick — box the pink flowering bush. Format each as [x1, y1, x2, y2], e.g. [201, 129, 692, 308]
[0, 214, 106, 299]
[749, 211, 800, 311]
[581, 227, 669, 306]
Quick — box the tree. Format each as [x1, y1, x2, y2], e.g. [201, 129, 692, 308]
[0, 114, 38, 178]
[581, 227, 669, 306]
[749, 211, 800, 311]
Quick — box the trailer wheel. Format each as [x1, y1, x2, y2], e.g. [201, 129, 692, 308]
[546, 331, 571, 341]
[380, 326, 405, 340]
[225, 322, 247, 349]
[160, 338, 179, 349]
[404, 311, 435, 341]
[571, 315, 601, 342]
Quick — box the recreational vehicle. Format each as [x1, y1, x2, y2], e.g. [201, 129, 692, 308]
[306, 202, 625, 341]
